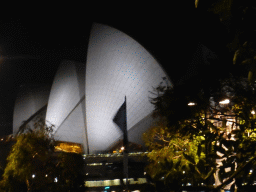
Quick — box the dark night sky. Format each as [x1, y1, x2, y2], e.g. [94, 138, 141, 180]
[0, 3, 231, 136]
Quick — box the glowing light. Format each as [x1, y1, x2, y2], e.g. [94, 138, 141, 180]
[219, 99, 230, 104]
[45, 174, 48, 177]
[252, 110, 255, 115]
[121, 146, 125, 151]
[32, 174, 35, 178]
[188, 102, 195, 106]
[54, 177, 58, 182]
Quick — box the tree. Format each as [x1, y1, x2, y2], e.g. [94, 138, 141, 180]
[195, 0, 256, 83]
[0, 118, 56, 191]
[57, 152, 86, 192]
[144, 75, 256, 191]
[0, 118, 86, 192]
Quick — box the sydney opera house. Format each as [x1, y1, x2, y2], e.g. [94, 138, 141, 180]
[12, 23, 171, 155]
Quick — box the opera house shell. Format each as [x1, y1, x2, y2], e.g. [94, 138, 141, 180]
[13, 84, 51, 134]
[13, 23, 171, 154]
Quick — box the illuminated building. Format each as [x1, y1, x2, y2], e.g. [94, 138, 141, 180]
[12, 23, 171, 191]
[44, 23, 171, 154]
[13, 84, 51, 134]
[12, 24, 171, 153]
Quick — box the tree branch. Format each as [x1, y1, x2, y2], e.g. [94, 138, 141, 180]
[215, 156, 256, 190]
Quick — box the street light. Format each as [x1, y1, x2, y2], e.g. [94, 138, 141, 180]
[188, 102, 196, 106]
[219, 99, 230, 104]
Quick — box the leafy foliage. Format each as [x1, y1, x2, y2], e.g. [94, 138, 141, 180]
[144, 75, 256, 191]
[57, 152, 86, 191]
[196, 0, 256, 83]
[0, 118, 86, 192]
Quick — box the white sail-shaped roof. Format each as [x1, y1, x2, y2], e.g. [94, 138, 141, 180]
[15, 23, 171, 154]
[45, 60, 87, 152]
[85, 23, 171, 153]
[13, 84, 51, 134]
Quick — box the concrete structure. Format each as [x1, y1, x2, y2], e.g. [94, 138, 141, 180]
[85, 23, 171, 153]
[13, 84, 51, 134]
[45, 60, 87, 150]
[13, 23, 171, 154]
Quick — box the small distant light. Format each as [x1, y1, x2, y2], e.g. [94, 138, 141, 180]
[188, 102, 195, 106]
[183, 171, 185, 174]
[32, 174, 35, 178]
[86, 173, 89, 175]
[187, 183, 191, 186]
[252, 110, 255, 115]
[161, 177, 165, 180]
[144, 172, 146, 175]
[121, 146, 125, 151]
[219, 99, 230, 104]
[45, 174, 48, 177]
[54, 177, 58, 182]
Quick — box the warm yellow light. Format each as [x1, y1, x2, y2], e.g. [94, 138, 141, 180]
[54, 142, 82, 153]
[219, 99, 230, 104]
[121, 146, 125, 151]
[251, 110, 255, 115]
[188, 102, 195, 106]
